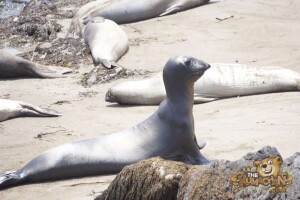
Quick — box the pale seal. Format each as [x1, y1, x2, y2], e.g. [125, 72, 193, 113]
[0, 50, 71, 79]
[67, 0, 210, 37]
[0, 99, 61, 122]
[83, 17, 129, 69]
[106, 63, 300, 105]
[0, 56, 210, 189]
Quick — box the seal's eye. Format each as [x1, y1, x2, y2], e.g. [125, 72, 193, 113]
[184, 59, 191, 67]
[267, 160, 272, 165]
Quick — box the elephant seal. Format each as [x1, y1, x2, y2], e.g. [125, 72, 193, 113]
[0, 50, 71, 79]
[83, 17, 128, 69]
[0, 56, 210, 189]
[67, 0, 210, 37]
[106, 63, 300, 105]
[0, 99, 61, 122]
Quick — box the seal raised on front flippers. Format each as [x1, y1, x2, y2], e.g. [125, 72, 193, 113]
[0, 99, 61, 122]
[82, 17, 128, 69]
[106, 63, 300, 105]
[0, 56, 210, 189]
[67, 0, 210, 37]
[0, 50, 72, 79]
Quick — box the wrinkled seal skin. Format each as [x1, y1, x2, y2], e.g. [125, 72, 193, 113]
[0, 50, 71, 79]
[83, 17, 129, 69]
[0, 99, 61, 122]
[0, 56, 210, 189]
[106, 63, 300, 105]
[67, 0, 210, 37]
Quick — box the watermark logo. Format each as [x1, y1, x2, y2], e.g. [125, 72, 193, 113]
[230, 155, 292, 192]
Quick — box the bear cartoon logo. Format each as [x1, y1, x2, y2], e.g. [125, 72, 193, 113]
[253, 155, 282, 177]
[230, 155, 293, 192]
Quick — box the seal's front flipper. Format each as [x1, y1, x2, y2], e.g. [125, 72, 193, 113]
[110, 61, 125, 69]
[82, 15, 92, 25]
[195, 137, 206, 150]
[0, 171, 21, 190]
[19, 102, 61, 117]
[100, 59, 123, 69]
[160, 4, 182, 16]
[47, 66, 72, 74]
[35, 65, 72, 78]
[193, 95, 219, 104]
[194, 154, 210, 165]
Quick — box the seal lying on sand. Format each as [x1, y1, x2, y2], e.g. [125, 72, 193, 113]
[0, 50, 71, 79]
[67, 0, 210, 37]
[83, 17, 128, 69]
[0, 99, 61, 122]
[0, 56, 210, 189]
[106, 63, 300, 105]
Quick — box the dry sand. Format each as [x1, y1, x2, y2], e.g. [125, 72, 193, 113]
[0, 0, 300, 199]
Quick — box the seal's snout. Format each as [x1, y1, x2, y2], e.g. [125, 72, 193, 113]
[105, 90, 117, 102]
[202, 63, 211, 71]
[206, 64, 211, 70]
[194, 60, 210, 76]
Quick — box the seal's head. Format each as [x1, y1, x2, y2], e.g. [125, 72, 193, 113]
[163, 56, 210, 85]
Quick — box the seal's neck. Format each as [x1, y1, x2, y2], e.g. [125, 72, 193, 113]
[165, 80, 194, 112]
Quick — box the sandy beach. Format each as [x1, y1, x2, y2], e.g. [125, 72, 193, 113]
[0, 0, 299, 199]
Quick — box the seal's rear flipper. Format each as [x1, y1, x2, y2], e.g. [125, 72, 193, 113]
[0, 171, 21, 190]
[19, 102, 62, 117]
[194, 95, 218, 104]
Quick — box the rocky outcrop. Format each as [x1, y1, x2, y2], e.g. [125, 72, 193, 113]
[95, 146, 300, 200]
[177, 164, 235, 200]
[95, 158, 189, 200]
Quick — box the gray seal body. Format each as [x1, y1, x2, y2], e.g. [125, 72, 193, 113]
[67, 0, 210, 37]
[106, 63, 300, 105]
[0, 50, 71, 79]
[0, 99, 61, 122]
[0, 56, 210, 189]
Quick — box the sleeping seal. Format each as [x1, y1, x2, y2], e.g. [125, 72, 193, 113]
[83, 17, 129, 69]
[0, 50, 71, 79]
[67, 0, 210, 37]
[0, 99, 61, 122]
[106, 63, 300, 105]
[0, 56, 210, 189]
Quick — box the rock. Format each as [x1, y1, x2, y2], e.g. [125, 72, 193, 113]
[95, 157, 190, 200]
[277, 152, 300, 200]
[252, 146, 280, 160]
[177, 165, 235, 200]
[95, 147, 299, 200]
